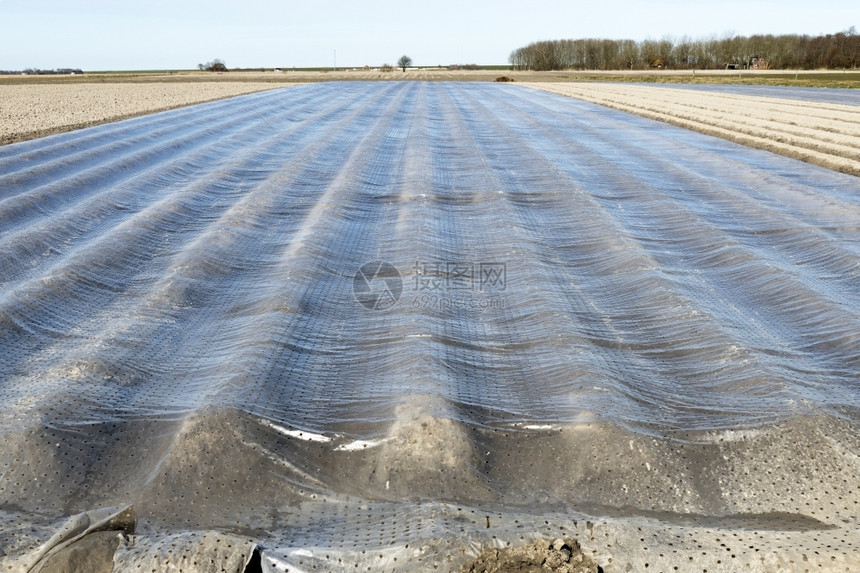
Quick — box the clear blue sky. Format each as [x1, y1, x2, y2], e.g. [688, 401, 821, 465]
[0, 0, 856, 70]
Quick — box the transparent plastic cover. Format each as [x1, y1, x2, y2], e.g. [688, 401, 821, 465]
[1, 82, 858, 572]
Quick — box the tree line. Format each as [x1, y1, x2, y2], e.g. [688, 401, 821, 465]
[509, 29, 859, 71]
[1, 68, 84, 75]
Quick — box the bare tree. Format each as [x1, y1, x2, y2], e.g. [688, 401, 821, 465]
[619, 39, 640, 69]
[203, 59, 228, 72]
[397, 55, 412, 72]
[672, 36, 694, 68]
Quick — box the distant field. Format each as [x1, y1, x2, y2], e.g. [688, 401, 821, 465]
[2, 68, 859, 87]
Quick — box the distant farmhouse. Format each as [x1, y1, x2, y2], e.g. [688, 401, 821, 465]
[726, 56, 768, 70]
[748, 56, 768, 70]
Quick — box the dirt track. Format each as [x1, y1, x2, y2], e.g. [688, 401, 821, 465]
[525, 82, 860, 176]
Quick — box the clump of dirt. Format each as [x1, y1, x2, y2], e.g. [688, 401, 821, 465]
[463, 537, 600, 573]
[361, 398, 489, 498]
[494, 76, 515, 82]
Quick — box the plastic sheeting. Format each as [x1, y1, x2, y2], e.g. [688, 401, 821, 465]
[0, 82, 858, 572]
[639, 83, 860, 105]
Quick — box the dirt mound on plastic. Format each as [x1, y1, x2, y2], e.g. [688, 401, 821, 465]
[463, 538, 600, 573]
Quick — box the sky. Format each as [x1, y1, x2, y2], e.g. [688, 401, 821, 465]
[0, 0, 856, 71]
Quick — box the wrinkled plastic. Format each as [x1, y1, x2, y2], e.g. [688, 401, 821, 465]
[641, 82, 860, 105]
[0, 82, 858, 572]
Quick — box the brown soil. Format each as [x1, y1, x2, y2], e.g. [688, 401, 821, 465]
[463, 538, 600, 573]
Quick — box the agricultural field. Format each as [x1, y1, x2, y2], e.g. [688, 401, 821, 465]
[0, 81, 858, 572]
[527, 82, 860, 176]
[0, 81, 286, 145]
